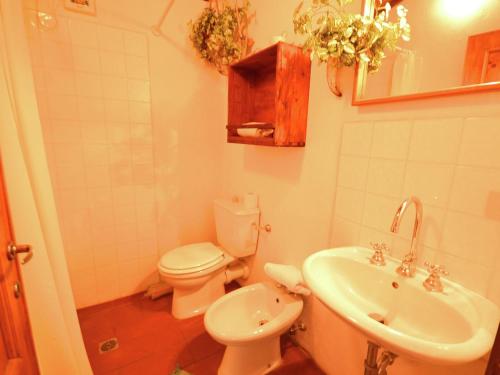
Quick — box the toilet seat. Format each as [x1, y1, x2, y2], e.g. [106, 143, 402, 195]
[159, 242, 226, 275]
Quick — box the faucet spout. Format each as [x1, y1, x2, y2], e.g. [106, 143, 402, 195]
[390, 196, 422, 277]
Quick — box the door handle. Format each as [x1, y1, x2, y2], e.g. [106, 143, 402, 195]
[7, 242, 33, 264]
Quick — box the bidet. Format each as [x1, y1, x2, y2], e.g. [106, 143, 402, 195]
[204, 282, 303, 374]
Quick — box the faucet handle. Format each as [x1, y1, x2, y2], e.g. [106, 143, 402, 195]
[423, 261, 448, 292]
[424, 261, 449, 276]
[370, 242, 390, 253]
[369, 242, 390, 266]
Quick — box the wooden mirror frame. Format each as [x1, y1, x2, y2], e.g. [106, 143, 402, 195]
[352, 0, 500, 106]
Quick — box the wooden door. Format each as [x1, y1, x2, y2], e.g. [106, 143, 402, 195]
[0, 158, 39, 375]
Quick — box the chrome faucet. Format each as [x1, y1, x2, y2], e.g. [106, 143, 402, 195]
[390, 196, 422, 277]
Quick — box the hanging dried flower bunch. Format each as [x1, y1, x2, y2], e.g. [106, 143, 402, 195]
[189, 0, 254, 75]
[293, 0, 411, 73]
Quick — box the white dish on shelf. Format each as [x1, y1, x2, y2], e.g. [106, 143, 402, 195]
[237, 128, 274, 138]
[242, 122, 268, 126]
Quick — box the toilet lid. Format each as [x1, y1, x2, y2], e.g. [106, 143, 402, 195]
[159, 242, 225, 274]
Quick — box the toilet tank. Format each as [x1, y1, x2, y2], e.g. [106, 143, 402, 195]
[213, 199, 260, 257]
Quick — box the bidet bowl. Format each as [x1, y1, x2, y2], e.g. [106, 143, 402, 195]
[303, 246, 499, 365]
[204, 282, 303, 346]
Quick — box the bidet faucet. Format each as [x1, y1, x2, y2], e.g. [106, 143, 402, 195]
[390, 196, 422, 277]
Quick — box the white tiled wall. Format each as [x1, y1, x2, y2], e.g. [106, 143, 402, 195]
[24, 10, 159, 307]
[332, 117, 500, 306]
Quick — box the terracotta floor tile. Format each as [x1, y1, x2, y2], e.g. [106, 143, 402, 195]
[140, 294, 172, 312]
[178, 316, 224, 363]
[87, 332, 155, 374]
[184, 331, 224, 363]
[281, 342, 308, 364]
[271, 345, 326, 375]
[78, 288, 324, 375]
[270, 360, 326, 375]
[107, 304, 145, 334]
[184, 350, 224, 375]
[150, 327, 195, 367]
[176, 314, 204, 333]
[78, 293, 144, 319]
[93, 299, 169, 342]
[116, 352, 181, 375]
[79, 318, 116, 346]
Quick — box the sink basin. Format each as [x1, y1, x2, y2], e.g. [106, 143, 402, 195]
[303, 246, 499, 365]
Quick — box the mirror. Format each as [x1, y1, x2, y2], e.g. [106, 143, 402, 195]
[353, 0, 500, 105]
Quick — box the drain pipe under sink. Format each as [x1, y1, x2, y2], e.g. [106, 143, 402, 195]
[224, 260, 249, 283]
[364, 341, 397, 375]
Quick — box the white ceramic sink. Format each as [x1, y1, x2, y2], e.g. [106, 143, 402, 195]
[303, 246, 499, 365]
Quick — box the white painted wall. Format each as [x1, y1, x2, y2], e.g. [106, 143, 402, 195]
[0, 1, 91, 373]
[221, 1, 500, 374]
[22, 0, 226, 307]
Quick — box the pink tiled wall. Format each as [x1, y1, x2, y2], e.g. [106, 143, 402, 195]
[332, 117, 500, 305]
[23, 11, 158, 307]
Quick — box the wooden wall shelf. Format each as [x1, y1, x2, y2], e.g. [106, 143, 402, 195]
[227, 42, 311, 147]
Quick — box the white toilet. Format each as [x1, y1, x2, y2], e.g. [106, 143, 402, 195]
[158, 199, 259, 319]
[204, 282, 304, 375]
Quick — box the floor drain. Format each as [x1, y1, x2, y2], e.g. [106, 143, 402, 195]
[99, 338, 119, 354]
